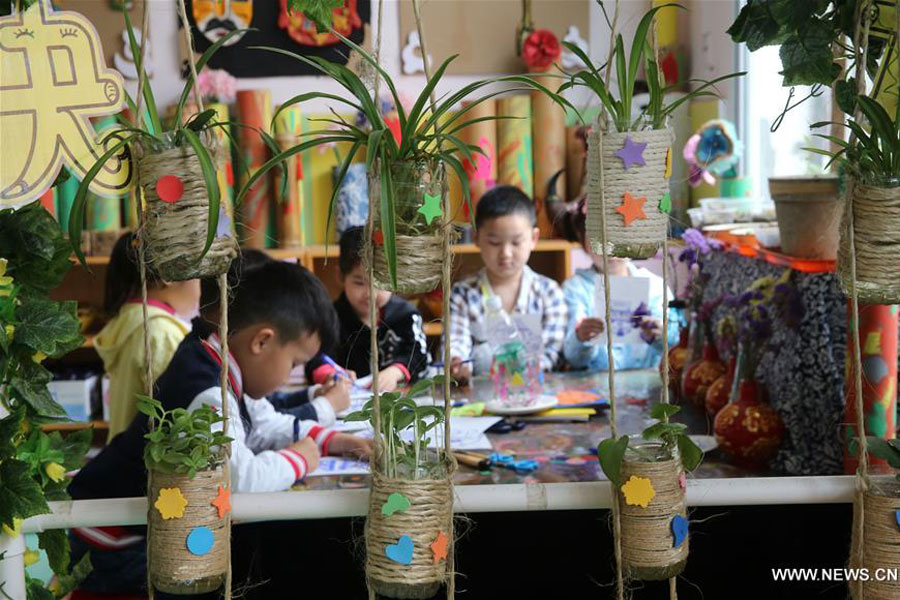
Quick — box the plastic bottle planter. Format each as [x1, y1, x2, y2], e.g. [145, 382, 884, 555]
[136, 133, 237, 282]
[618, 443, 688, 580]
[490, 340, 543, 408]
[837, 178, 900, 304]
[849, 476, 900, 600]
[369, 159, 447, 295]
[334, 162, 370, 237]
[586, 125, 675, 259]
[365, 467, 453, 599]
[148, 468, 228, 595]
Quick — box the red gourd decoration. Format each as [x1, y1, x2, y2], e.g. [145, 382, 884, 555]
[705, 355, 735, 416]
[681, 340, 725, 408]
[714, 377, 784, 469]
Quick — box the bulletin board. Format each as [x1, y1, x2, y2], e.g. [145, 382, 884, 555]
[398, 0, 589, 75]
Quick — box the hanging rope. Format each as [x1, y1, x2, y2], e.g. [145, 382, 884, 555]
[217, 273, 232, 600]
[177, 0, 206, 115]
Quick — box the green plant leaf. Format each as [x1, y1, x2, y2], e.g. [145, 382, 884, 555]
[677, 434, 703, 472]
[0, 458, 50, 526]
[597, 435, 629, 487]
[287, 0, 342, 33]
[835, 78, 857, 115]
[649, 403, 681, 420]
[180, 128, 221, 264]
[123, 8, 160, 135]
[727, 0, 790, 51]
[379, 157, 398, 289]
[0, 409, 24, 460]
[51, 553, 92, 599]
[38, 528, 69, 575]
[14, 299, 83, 357]
[778, 18, 840, 86]
[25, 578, 57, 600]
[10, 376, 65, 418]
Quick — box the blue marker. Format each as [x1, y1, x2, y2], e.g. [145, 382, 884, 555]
[321, 354, 350, 381]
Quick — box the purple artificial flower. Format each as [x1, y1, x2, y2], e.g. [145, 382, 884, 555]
[681, 228, 711, 254]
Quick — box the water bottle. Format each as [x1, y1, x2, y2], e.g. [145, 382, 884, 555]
[483, 296, 542, 407]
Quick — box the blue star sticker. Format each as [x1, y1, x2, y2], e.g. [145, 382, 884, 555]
[615, 136, 648, 171]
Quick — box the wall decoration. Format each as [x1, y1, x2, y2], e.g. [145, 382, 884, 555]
[0, 0, 131, 208]
[192, 0, 252, 45]
[56, 0, 147, 70]
[401, 30, 427, 75]
[559, 25, 588, 70]
[112, 27, 151, 79]
[182, 0, 370, 78]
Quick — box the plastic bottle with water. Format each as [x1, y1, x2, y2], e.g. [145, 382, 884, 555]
[483, 296, 542, 407]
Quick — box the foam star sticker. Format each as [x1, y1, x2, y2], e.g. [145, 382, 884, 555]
[215, 206, 233, 239]
[211, 485, 231, 518]
[154, 487, 188, 520]
[417, 193, 443, 225]
[615, 192, 647, 226]
[665, 148, 672, 179]
[621, 475, 656, 508]
[614, 136, 647, 170]
[430, 530, 448, 564]
[659, 192, 672, 214]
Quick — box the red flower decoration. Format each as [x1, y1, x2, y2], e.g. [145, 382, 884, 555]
[522, 29, 561, 72]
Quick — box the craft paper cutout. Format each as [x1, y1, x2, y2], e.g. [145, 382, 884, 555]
[418, 193, 442, 225]
[193, 0, 251, 45]
[401, 30, 430, 75]
[186, 526, 215, 556]
[113, 29, 152, 80]
[430, 530, 448, 564]
[557, 390, 602, 405]
[865, 331, 882, 355]
[385, 535, 414, 564]
[659, 192, 672, 214]
[277, 0, 362, 47]
[560, 25, 588, 70]
[614, 136, 647, 170]
[510, 372, 526, 386]
[664, 148, 672, 179]
[154, 487, 187, 520]
[0, 0, 131, 208]
[615, 192, 647, 226]
[678, 472, 687, 490]
[671, 514, 688, 547]
[211, 485, 231, 518]
[863, 355, 889, 385]
[381, 492, 411, 517]
[156, 175, 184, 204]
[621, 475, 655, 508]
[215, 205, 233, 239]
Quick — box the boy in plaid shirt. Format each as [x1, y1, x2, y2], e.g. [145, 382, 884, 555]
[449, 186, 567, 382]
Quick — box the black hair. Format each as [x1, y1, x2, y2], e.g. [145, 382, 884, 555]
[338, 226, 365, 275]
[104, 232, 160, 317]
[199, 249, 273, 320]
[228, 261, 338, 352]
[474, 185, 536, 229]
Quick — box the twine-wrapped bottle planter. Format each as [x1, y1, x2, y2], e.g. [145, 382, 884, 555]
[587, 125, 675, 259]
[618, 443, 689, 581]
[365, 461, 454, 599]
[136, 133, 238, 282]
[369, 159, 447, 295]
[148, 467, 229, 595]
[850, 476, 900, 600]
[838, 178, 900, 304]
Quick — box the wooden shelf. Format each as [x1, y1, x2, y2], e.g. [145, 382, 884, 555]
[42, 420, 108, 432]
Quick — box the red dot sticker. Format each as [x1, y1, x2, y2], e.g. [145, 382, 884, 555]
[156, 175, 184, 203]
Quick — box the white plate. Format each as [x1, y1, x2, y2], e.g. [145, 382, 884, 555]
[485, 395, 559, 415]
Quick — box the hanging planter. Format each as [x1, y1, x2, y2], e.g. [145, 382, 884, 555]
[837, 177, 900, 304]
[618, 442, 689, 580]
[850, 476, 900, 600]
[369, 159, 446, 295]
[140, 396, 232, 596]
[136, 133, 237, 281]
[586, 124, 675, 259]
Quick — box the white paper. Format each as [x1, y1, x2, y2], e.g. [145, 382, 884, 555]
[334, 416, 501, 451]
[593, 275, 651, 345]
[307, 456, 371, 477]
[512, 313, 544, 357]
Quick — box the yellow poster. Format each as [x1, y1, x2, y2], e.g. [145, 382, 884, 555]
[0, 0, 131, 208]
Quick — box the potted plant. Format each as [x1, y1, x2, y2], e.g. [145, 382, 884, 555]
[0, 202, 92, 598]
[237, 34, 571, 293]
[137, 395, 232, 595]
[68, 14, 246, 281]
[344, 378, 452, 599]
[597, 403, 701, 581]
[561, 4, 743, 259]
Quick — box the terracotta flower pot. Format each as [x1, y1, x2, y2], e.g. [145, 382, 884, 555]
[705, 356, 736, 416]
[681, 342, 725, 408]
[714, 379, 784, 469]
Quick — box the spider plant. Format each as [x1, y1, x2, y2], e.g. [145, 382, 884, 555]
[807, 94, 900, 183]
[560, 4, 744, 132]
[344, 377, 451, 480]
[235, 32, 574, 289]
[68, 13, 272, 268]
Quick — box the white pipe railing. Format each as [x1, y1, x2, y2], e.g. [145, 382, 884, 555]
[19, 476, 857, 533]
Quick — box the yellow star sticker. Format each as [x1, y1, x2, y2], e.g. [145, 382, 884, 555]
[664, 148, 672, 179]
[154, 487, 188, 520]
[417, 193, 443, 225]
[621, 475, 656, 508]
[510, 372, 526, 386]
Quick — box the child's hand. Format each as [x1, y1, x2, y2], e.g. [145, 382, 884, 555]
[449, 357, 471, 384]
[288, 437, 320, 474]
[638, 316, 663, 344]
[328, 433, 374, 460]
[320, 376, 351, 413]
[576, 317, 605, 342]
[376, 365, 405, 393]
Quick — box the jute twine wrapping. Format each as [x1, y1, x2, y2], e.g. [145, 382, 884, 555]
[586, 125, 674, 259]
[148, 468, 228, 595]
[618, 449, 688, 581]
[365, 470, 454, 599]
[837, 181, 900, 304]
[850, 478, 900, 600]
[135, 136, 237, 282]
[367, 159, 447, 295]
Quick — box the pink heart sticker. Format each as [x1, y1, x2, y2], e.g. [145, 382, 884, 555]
[156, 175, 184, 203]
